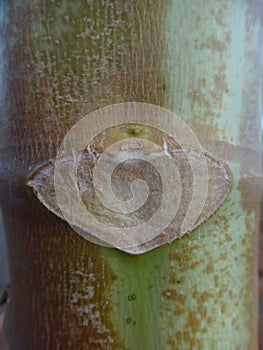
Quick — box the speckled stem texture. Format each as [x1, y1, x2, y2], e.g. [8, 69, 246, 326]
[0, 1, 262, 349]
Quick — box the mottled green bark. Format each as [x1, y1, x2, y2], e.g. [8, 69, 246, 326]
[0, 1, 261, 349]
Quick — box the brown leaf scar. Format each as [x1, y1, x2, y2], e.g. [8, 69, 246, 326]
[28, 137, 232, 254]
[27, 102, 232, 254]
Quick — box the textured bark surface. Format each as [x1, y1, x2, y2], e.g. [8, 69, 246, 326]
[0, 0, 262, 349]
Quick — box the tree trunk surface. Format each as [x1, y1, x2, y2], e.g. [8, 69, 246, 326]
[0, 1, 262, 349]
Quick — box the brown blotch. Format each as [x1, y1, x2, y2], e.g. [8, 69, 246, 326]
[225, 233, 233, 242]
[197, 304, 207, 318]
[183, 331, 191, 342]
[198, 291, 213, 303]
[221, 303, 228, 314]
[205, 35, 228, 51]
[207, 317, 213, 326]
[219, 253, 228, 260]
[188, 311, 201, 332]
[167, 337, 176, 347]
[192, 290, 199, 299]
[176, 331, 183, 344]
[214, 275, 219, 288]
[169, 253, 180, 262]
[203, 263, 214, 274]
[188, 260, 203, 270]
[169, 272, 184, 285]
[173, 308, 185, 317]
[162, 289, 186, 304]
